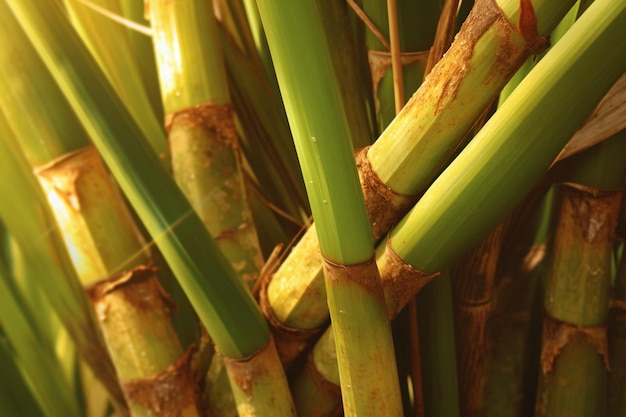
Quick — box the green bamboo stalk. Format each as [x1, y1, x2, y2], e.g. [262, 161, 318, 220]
[292, 3, 626, 414]
[416, 270, 461, 417]
[319, 0, 376, 149]
[388, 0, 626, 274]
[256, 1, 403, 415]
[0, 9, 202, 415]
[263, 0, 577, 365]
[0, 109, 127, 416]
[148, 2, 281, 415]
[149, 0, 263, 289]
[63, 0, 168, 161]
[360, 0, 438, 129]
[5, 2, 295, 416]
[535, 132, 626, 417]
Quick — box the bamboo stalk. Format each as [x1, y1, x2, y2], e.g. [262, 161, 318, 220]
[0, 111, 127, 416]
[256, 1, 403, 415]
[416, 271, 461, 417]
[5, 2, 295, 417]
[479, 188, 555, 417]
[149, 0, 263, 290]
[0, 9, 203, 415]
[292, 3, 626, 414]
[535, 132, 626, 417]
[262, 0, 576, 366]
[63, 0, 168, 162]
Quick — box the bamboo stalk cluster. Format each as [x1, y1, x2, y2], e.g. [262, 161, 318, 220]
[0, 0, 625, 417]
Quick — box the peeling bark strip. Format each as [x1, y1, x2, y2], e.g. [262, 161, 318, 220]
[258, 274, 324, 365]
[85, 264, 175, 311]
[356, 147, 418, 238]
[378, 237, 440, 318]
[540, 315, 609, 375]
[123, 347, 200, 417]
[419, 0, 546, 116]
[164, 102, 237, 149]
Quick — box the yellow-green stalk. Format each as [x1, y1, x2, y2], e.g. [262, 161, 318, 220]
[5, 1, 296, 416]
[0, 8, 203, 415]
[535, 132, 626, 417]
[256, 1, 403, 415]
[149, 0, 263, 289]
[263, 0, 577, 366]
[292, 2, 626, 413]
[0, 111, 127, 416]
[359, 0, 436, 129]
[63, 0, 168, 161]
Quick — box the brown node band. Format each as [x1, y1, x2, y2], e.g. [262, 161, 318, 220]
[85, 264, 176, 312]
[378, 236, 440, 318]
[540, 314, 609, 375]
[164, 102, 237, 147]
[122, 346, 199, 417]
[321, 256, 383, 296]
[257, 271, 325, 365]
[34, 144, 98, 173]
[355, 147, 419, 239]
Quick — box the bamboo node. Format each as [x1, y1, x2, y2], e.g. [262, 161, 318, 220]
[122, 346, 200, 417]
[34, 145, 100, 212]
[355, 147, 419, 239]
[321, 256, 384, 297]
[540, 315, 610, 375]
[257, 272, 325, 366]
[220, 337, 277, 397]
[85, 264, 177, 312]
[164, 102, 238, 149]
[378, 236, 440, 318]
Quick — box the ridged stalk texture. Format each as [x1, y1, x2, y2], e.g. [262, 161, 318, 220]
[292, 2, 626, 414]
[263, 0, 577, 366]
[256, 1, 403, 415]
[535, 132, 626, 417]
[0, 8, 202, 415]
